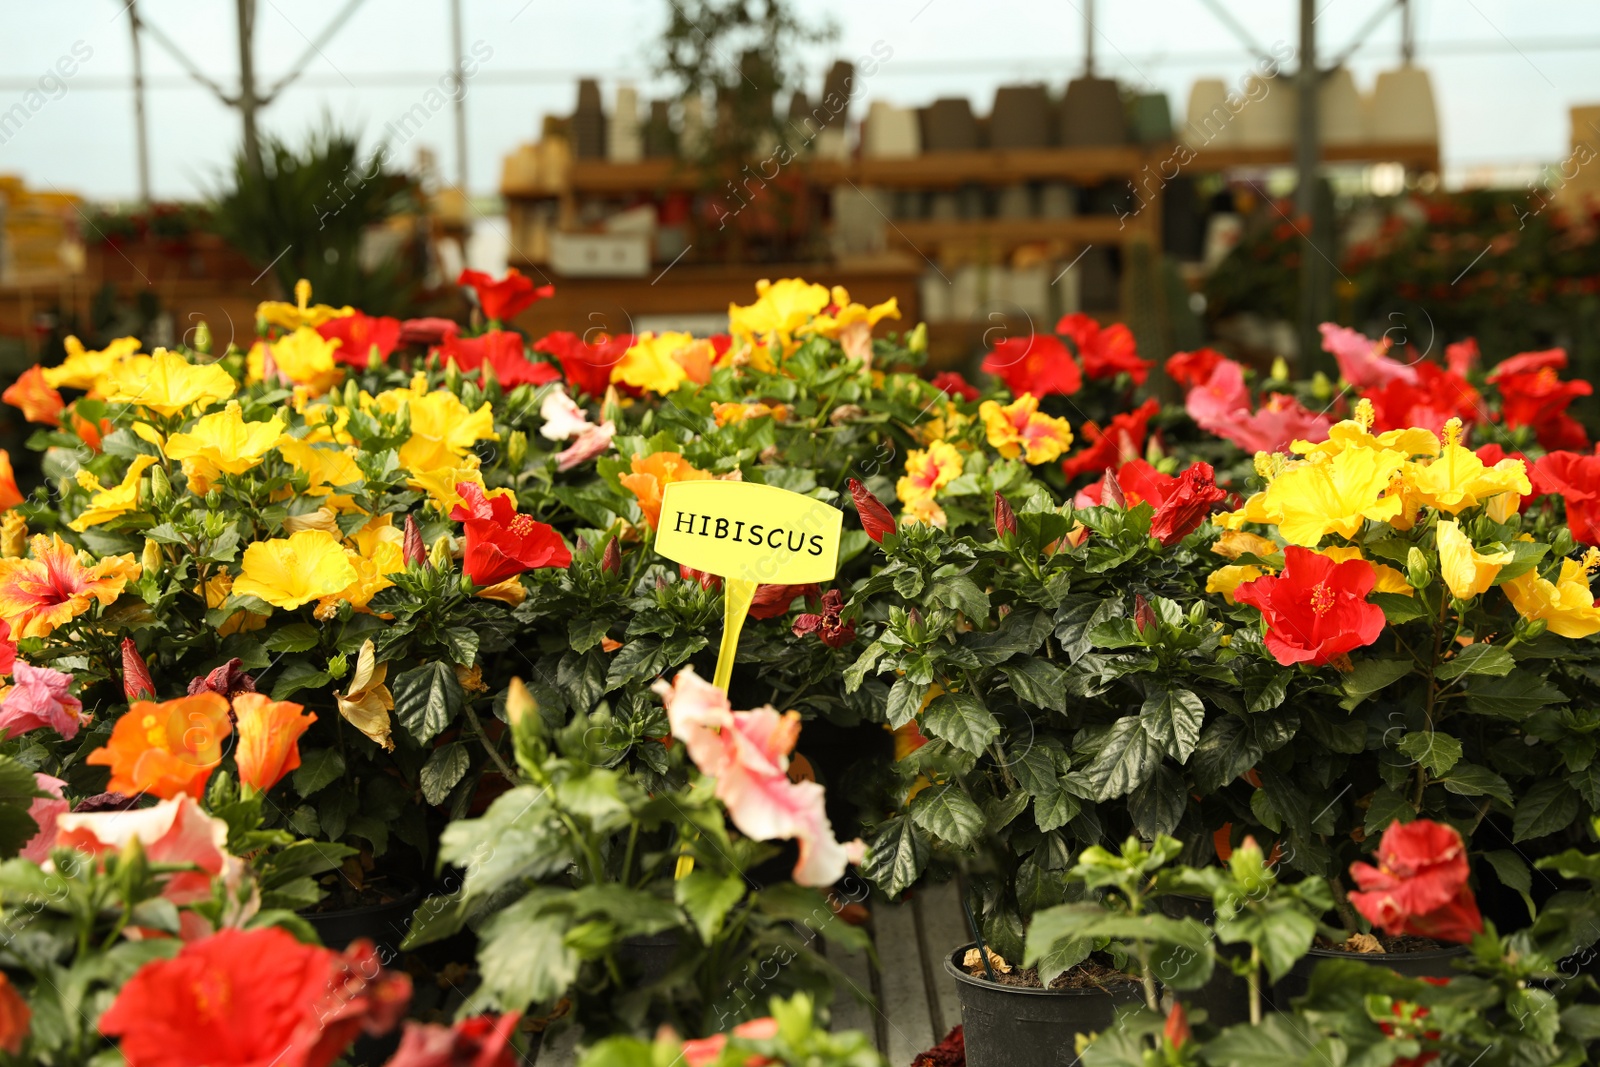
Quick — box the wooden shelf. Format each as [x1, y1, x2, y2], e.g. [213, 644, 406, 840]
[1186, 140, 1440, 172]
[885, 216, 1132, 254]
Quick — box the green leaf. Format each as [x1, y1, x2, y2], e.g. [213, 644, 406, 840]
[884, 676, 924, 729]
[1082, 716, 1163, 801]
[931, 575, 989, 620]
[1514, 779, 1580, 842]
[1032, 787, 1079, 833]
[1483, 849, 1536, 921]
[1438, 762, 1513, 806]
[1140, 687, 1204, 762]
[922, 691, 999, 755]
[893, 568, 924, 599]
[1435, 643, 1515, 681]
[1218, 904, 1318, 981]
[1001, 659, 1067, 712]
[675, 870, 746, 943]
[1190, 715, 1263, 793]
[444, 626, 480, 667]
[403, 893, 469, 949]
[291, 749, 345, 797]
[910, 785, 985, 847]
[1395, 731, 1462, 777]
[420, 743, 471, 805]
[0, 756, 42, 859]
[393, 661, 465, 744]
[861, 816, 927, 898]
[605, 637, 664, 689]
[1371, 592, 1428, 624]
[1202, 1016, 1316, 1065]
[270, 661, 333, 700]
[1466, 672, 1566, 718]
[1128, 766, 1186, 838]
[476, 894, 578, 1008]
[1364, 785, 1414, 837]
[264, 623, 321, 653]
[1340, 657, 1414, 709]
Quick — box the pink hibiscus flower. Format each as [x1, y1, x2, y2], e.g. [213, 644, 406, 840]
[653, 668, 862, 887]
[20, 773, 69, 864]
[1319, 323, 1419, 389]
[0, 662, 85, 740]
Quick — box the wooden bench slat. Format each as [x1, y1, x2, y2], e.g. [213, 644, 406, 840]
[913, 881, 969, 1041]
[871, 901, 937, 1064]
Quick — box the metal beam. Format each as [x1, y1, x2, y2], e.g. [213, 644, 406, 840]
[127, 0, 152, 204]
[1196, 0, 1274, 64]
[262, 0, 369, 102]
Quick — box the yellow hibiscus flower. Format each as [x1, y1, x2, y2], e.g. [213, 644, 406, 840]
[896, 442, 964, 509]
[1255, 445, 1407, 546]
[1207, 564, 1266, 604]
[257, 278, 354, 332]
[277, 438, 365, 512]
[372, 384, 496, 473]
[68, 455, 160, 532]
[612, 332, 696, 395]
[1318, 545, 1413, 597]
[165, 401, 285, 477]
[249, 327, 344, 394]
[1407, 419, 1532, 516]
[1436, 519, 1513, 600]
[42, 335, 143, 394]
[1502, 553, 1600, 639]
[104, 348, 236, 419]
[234, 530, 360, 610]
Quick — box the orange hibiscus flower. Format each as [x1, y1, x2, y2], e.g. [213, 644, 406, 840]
[86, 693, 233, 799]
[2, 365, 64, 426]
[618, 452, 711, 529]
[0, 534, 132, 638]
[232, 693, 316, 793]
[0, 452, 21, 511]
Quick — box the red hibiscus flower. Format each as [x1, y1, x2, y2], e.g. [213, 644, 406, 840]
[1531, 451, 1600, 544]
[316, 312, 401, 369]
[793, 589, 855, 648]
[981, 334, 1082, 398]
[1363, 362, 1483, 434]
[450, 482, 572, 586]
[1057, 313, 1151, 385]
[534, 331, 633, 398]
[386, 1013, 521, 1067]
[1233, 546, 1386, 666]
[930, 371, 979, 402]
[1149, 462, 1227, 546]
[681, 1017, 779, 1067]
[1445, 337, 1479, 377]
[399, 317, 461, 347]
[1488, 349, 1592, 450]
[435, 329, 522, 375]
[98, 927, 412, 1067]
[187, 657, 257, 700]
[1348, 819, 1483, 944]
[848, 478, 896, 543]
[1062, 398, 1160, 480]
[1165, 348, 1226, 390]
[457, 267, 554, 322]
[748, 583, 820, 620]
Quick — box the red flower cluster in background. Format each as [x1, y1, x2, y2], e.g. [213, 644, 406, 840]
[435, 331, 560, 390]
[457, 267, 553, 323]
[1061, 398, 1160, 481]
[386, 1013, 522, 1067]
[1234, 546, 1386, 667]
[534, 331, 635, 398]
[450, 483, 572, 586]
[1348, 819, 1484, 944]
[99, 927, 412, 1067]
[1530, 450, 1600, 544]
[316, 312, 400, 369]
[1487, 347, 1592, 450]
[1170, 349, 1332, 454]
[1057, 313, 1152, 385]
[981, 334, 1081, 398]
[930, 371, 979, 402]
[1363, 361, 1483, 434]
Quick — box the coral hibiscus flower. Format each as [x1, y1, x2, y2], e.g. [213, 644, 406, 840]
[99, 926, 411, 1067]
[87, 693, 232, 800]
[1349, 819, 1483, 944]
[620, 452, 711, 530]
[3, 364, 64, 425]
[533, 331, 634, 398]
[1062, 398, 1160, 481]
[458, 267, 552, 322]
[1057, 313, 1151, 384]
[1233, 545, 1386, 666]
[0, 533, 133, 639]
[233, 693, 316, 793]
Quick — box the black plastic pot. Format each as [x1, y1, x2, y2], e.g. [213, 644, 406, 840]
[618, 930, 682, 986]
[945, 944, 1144, 1067]
[303, 877, 424, 958]
[1266, 944, 1469, 1009]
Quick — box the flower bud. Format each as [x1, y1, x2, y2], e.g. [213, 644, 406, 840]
[907, 322, 928, 355]
[141, 538, 164, 576]
[403, 514, 427, 567]
[148, 463, 171, 507]
[429, 535, 454, 572]
[1134, 594, 1156, 635]
[505, 429, 528, 471]
[121, 638, 155, 701]
[1517, 616, 1547, 640]
[193, 320, 212, 354]
[1100, 468, 1125, 509]
[601, 537, 622, 574]
[443, 360, 462, 393]
[1269, 356, 1289, 382]
[1188, 601, 1208, 628]
[993, 492, 1018, 540]
[1406, 546, 1431, 589]
[0, 511, 27, 558]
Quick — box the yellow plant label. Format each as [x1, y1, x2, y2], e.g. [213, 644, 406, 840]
[656, 480, 843, 585]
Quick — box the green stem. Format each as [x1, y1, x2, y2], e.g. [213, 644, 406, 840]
[1248, 945, 1263, 1025]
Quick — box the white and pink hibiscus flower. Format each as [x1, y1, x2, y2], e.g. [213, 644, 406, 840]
[538, 384, 616, 471]
[653, 667, 863, 887]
